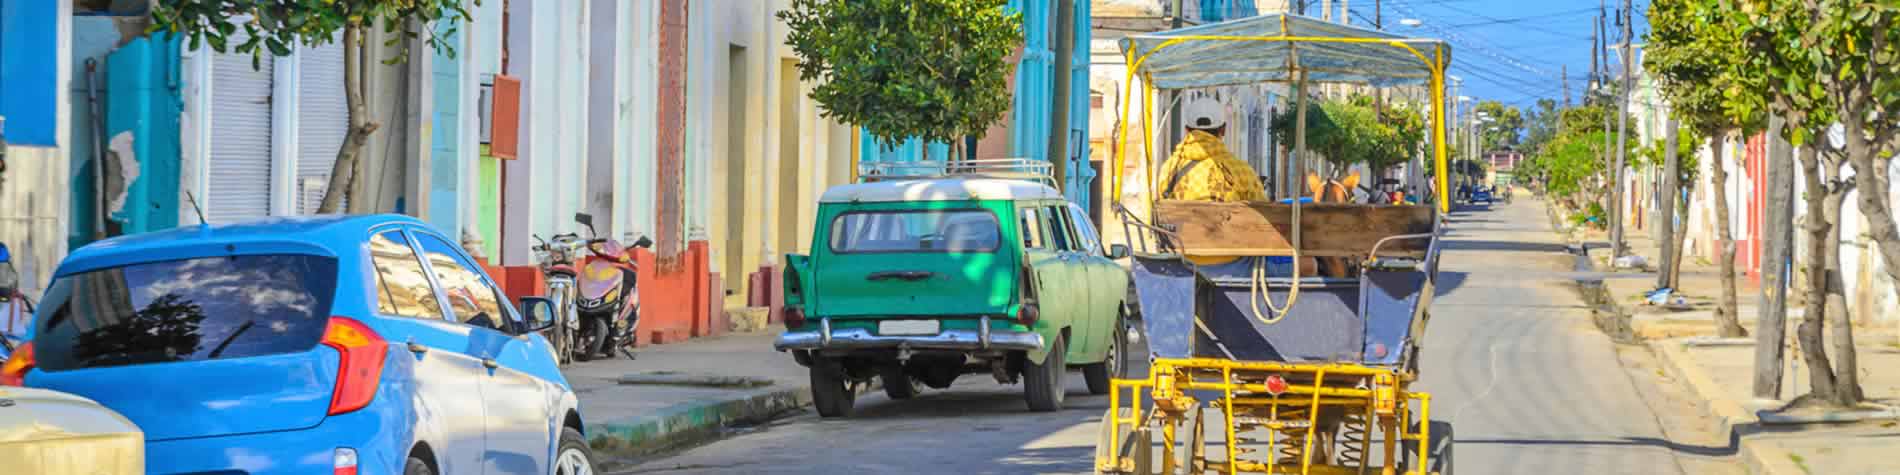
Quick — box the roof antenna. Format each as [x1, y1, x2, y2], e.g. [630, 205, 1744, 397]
[185, 191, 209, 228]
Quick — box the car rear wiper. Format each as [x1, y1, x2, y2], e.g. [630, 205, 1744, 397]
[205, 320, 256, 359]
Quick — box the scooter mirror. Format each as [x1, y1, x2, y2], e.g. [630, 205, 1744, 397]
[634, 236, 653, 249]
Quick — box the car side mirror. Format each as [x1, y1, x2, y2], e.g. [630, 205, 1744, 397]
[1108, 244, 1131, 259]
[518, 296, 556, 333]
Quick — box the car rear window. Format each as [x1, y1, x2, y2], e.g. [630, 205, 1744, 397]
[32, 254, 339, 371]
[829, 210, 1001, 253]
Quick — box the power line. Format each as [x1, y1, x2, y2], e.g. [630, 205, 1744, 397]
[1444, 7, 1600, 28]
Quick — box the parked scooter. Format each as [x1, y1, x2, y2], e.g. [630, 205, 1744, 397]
[571, 213, 652, 361]
[531, 229, 587, 365]
[0, 242, 31, 360]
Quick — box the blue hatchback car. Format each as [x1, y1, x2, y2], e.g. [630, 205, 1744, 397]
[0, 215, 595, 475]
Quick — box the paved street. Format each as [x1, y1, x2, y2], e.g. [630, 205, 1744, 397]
[613, 199, 1738, 475]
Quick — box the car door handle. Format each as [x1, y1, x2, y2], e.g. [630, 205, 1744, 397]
[406, 342, 429, 355]
[866, 270, 934, 281]
[482, 358, 500, 369]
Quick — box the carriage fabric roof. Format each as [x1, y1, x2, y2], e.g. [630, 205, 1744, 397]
[1117, 13, 1452, 90]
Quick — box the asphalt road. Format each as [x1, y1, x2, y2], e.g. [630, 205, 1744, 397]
[615, 198, 1731, 475]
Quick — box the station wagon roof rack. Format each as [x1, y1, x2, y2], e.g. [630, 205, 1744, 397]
[857, 158, 1056, 187]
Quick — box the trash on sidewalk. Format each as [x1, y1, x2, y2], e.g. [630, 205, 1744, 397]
[1613, 254, 1647, 269]
[616, 371, 776, 388]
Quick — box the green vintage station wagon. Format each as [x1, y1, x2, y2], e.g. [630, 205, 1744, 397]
[776, 167, 1132, 417]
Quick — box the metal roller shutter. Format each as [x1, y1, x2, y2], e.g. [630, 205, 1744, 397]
[297, 41, 348, 214]
[208, 49, 275, 224]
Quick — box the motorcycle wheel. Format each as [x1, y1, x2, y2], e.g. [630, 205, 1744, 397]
[574, 317, 608, 362]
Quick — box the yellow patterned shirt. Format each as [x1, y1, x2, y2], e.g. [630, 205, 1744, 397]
[1157, 131, 1266, 202]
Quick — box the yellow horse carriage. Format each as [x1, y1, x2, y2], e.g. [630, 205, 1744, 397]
[1096, 13, 1455, 475]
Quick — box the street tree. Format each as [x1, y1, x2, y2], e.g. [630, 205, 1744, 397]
[150, 0, 472, 214]
[1727, 0, 1900, 407]
[1473, 100, 1525, 151]
[1522, 98, 1563, 155]
[779, 0, 1022, 161]
[1635, 125, 1704, 289]
[1644, 0, 1758, 339]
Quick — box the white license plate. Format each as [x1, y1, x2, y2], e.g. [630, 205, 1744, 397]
[878, 320, 941, 336]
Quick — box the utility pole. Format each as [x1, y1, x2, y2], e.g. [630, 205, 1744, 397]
[1658, 118, 1680, 290]
[1375, 0, 1381, 28]
[1168, 0, 1185, 149]
[1562, 64, 1571, 108]
[1049, 0, 1074, 194]
[1611, 0, 1633, 258]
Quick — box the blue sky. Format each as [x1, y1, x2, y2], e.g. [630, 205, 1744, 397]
[1329, 0, 1646, 111]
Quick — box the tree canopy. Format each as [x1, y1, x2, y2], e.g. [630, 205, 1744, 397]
[1269, 96, 1425, 178]
[779, 0, 1023, 147]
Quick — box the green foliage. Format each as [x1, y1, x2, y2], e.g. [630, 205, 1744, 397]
[1521, 98, 1562, 155]
[1728, 0, 1900, 149]
[779, 0, 1023, 146]
[1535, 130, 1616, 201]
[1632, 125, 1705, 185]
[148, 0, 471, 67]
[1473, 100, 1525, 151]
[1269, 96, 1425, 176]
[1645, 0, 1765, 137]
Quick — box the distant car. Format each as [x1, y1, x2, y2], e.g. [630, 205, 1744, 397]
[777, 177, 1132, 417]
[0, 214, 596, 475]
[0, 386, 144, 474]
[1470, 187, 1494, 204]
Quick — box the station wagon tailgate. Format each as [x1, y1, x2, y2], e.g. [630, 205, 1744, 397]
[812, 205, 1018, 320]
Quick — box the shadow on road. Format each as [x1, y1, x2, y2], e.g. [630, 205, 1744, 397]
[1456, 435, 1739, 458]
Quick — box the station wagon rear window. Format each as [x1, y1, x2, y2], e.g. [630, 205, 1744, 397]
[829, 210, 1001, 253]
[31, 255, 338, 371]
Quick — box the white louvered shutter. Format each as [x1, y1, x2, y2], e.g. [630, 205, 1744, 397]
[297, 40, 348, 214]
[208, 49, 275, 223]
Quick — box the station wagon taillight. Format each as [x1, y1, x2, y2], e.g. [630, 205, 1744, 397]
[0, 341, 33, 386]
[783, 306, 807, 330]
[321, 317, 387, 415]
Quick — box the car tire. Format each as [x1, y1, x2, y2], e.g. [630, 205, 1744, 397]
[880, 364, 919, 400]
[1402, 420, 1454, 475]
[403, 457, 433, 475]
[811, 358, 855, 418]
[554, 427, 598, 475]
[1083, 315, 1125, 395]
[1024, 333, 1067, 412]
[574, 317, 607, 362]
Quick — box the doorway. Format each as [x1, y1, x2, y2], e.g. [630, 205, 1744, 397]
[724, 45, 750, 301]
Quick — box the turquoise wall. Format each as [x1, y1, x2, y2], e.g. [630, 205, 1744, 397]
[70, 33, 182, 251]
[427, 20, 462, 235]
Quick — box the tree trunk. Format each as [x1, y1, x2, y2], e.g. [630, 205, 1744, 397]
[1709, 134, 1747, 338]
[1847, 134, 1900, 316]
[318, 25, 382, 214]
[1794, 145, 1842, 405]
[1821, 153, 1862, 404]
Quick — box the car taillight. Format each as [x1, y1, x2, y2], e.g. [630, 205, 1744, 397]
[321, 317, 387, 415]
[333, 447, 359, 475]
[1017, 304, 1039, 326]
[783, 306, 806, 330]
[0, 341, 33, 386]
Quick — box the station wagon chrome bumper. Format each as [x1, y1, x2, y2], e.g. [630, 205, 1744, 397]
[774, 317, 1043, 352]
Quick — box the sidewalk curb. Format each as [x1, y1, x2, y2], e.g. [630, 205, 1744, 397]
[585, 385, 813, 459]
[1650, 339, 1807, 475]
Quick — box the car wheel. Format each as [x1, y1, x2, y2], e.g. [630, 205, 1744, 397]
[1024, 333, 1067, 412]
[1402, 420, 1454, 475]
[574, 317, 607, 362]
[403, 457, 433, 475]
[880, 364, 919, 400]
[1083, 316, 1126, 395]
[811, 358, 855, 418]
[554, 427, 597, 475]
